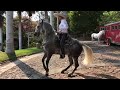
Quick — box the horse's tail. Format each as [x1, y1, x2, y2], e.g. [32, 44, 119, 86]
[81, 43, 94, 66]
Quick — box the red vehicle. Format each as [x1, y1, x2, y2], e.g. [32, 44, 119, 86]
[99, 21, 120, 46]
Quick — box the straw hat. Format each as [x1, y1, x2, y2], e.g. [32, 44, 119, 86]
[54, 11, 67, 19]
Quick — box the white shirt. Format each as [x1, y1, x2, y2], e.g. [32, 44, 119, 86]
[58, 19, 68, 33]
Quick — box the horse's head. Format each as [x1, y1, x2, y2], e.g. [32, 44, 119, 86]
[99, 30, 105, 35]
[101, 30, 105, 35]
[34, 19, 44, 37]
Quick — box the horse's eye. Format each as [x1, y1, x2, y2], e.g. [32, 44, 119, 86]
[37, 26, 40, 28]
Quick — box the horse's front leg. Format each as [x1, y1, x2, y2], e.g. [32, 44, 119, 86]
[42, 53, 47, 71]
[92, 37, 94, 41]
[91, 34, 94, 41]
[45, 53, 52, 76]
[98, 37, 100, 44]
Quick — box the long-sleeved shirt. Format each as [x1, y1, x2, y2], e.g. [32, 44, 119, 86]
[58, 19, 68, 33]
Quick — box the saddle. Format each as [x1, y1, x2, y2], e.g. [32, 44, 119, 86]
[55, 34, 70, 48]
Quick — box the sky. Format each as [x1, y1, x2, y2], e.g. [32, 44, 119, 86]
[13, 11, 50, 21]
[3, 11, 50, 21]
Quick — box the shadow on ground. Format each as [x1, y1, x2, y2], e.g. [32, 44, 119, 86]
[96, 74, 119, 79]
[75, 73, 102, 79]
[14, 59, 52, 79]
[75, 73, 119, 79]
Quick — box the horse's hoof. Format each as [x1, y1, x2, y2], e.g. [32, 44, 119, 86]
[68, 74, 76, 77]
[45, 73, 49, 76]
[61, 70, 65, 74]
[68, 74, 72, 77]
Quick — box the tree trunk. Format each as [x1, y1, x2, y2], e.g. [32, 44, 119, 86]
[27, 32, 30, 48]
[5, 11, 16, 60]
[57, 11, 59, 31]
[45, 11, 49, 22]
[18, 12, 22, 49]
[50, 11, 54, 28]
[0, 27, 2, 51]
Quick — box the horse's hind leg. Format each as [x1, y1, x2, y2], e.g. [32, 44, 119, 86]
[61, 55, 73, 74]
[68, 56, 79, 77]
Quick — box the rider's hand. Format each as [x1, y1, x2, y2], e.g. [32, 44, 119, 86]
[57, 30, 62, 33]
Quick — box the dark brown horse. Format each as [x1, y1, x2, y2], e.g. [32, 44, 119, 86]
[34, 20, 94, 77]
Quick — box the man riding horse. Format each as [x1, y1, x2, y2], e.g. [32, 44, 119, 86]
[34, 17, 94, 77]
[54, 11, 69, 59]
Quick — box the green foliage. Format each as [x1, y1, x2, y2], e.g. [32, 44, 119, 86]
[29, 37, 36, 47]
[0, 11, 5, 27]
[99, 11, 120, 25]
[68, 11, 103, 36]
[0, 51, 9, 62]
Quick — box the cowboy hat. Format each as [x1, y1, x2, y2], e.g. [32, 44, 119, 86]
[54, 11, 67, 19]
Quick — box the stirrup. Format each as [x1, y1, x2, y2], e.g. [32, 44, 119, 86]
[60, 54, 65, 59]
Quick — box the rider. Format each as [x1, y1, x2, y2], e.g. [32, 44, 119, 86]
[54, 11, 69, 59]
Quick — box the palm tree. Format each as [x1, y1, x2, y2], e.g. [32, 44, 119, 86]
[0, 11, 4, 51]
[5, 11, 16, 60]
[50, 11, 54, 28]
[17, 11, 22, 49]
[56, 11, 59, 31]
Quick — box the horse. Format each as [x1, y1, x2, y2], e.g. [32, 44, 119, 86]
[91, 30, 105, 43]
[34, 20, 94, 77]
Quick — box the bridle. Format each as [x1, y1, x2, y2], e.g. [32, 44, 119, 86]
[37, 19, 44, 36]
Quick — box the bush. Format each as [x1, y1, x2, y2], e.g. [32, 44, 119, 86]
[68, 11, 103, 37]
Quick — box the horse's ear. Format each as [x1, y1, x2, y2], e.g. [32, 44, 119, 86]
[41, 19, 43, 23]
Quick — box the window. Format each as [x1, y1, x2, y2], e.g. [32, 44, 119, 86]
[119, 25, 120, 29]
[104, 28, 106, 30]
[112, 26, 114, 30]
[115, 26, 117, 29]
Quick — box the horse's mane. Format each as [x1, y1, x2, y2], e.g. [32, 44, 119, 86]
[42, 21, 79, 45]
[42, 21, 56, 35]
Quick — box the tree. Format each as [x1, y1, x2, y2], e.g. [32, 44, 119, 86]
[99, 11, 120, 26]
[17, 11, 22, 49]
[68, 11, 104, 36]
[22, 16, 37, 48]
[0, 11, 4, 51]
[5, 11, 16, 60]
[13, 15, 37, 49]
[50, 11, 54, 28]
